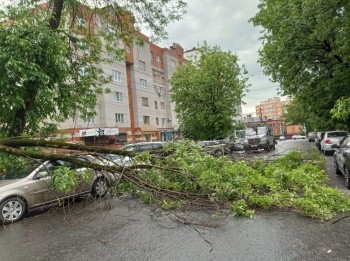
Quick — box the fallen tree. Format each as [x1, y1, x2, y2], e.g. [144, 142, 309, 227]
[1, 138, 350, 220]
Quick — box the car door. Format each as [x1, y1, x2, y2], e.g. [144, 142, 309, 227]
[26, 161, 66, 207]
[336, 137, 350, 173]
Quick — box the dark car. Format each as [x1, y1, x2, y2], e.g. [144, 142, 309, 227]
[333, 135, 350, 189]
[307, 132, 317, 142]
[315, 131, 325, 150]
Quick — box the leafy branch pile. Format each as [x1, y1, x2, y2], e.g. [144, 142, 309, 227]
[121, 141, 350, 220]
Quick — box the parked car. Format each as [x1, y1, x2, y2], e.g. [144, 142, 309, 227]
[307, 132, 317, 142]
[320, 131, 349, 155]
[0, 156, 116, 224]
[121, 142, 165, 153]
[103, 154, 135, 167]
[333, 135, 350, 188]
[197, 140, 232, 156]
[292, 135, 306, 140]
[279, 135, 286, 141]
[315, 131, 325, 150]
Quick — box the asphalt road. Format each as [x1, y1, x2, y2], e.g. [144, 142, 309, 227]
[1, 140, 350, 261]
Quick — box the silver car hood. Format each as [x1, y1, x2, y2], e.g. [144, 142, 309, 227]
[0, 179, 23, 188]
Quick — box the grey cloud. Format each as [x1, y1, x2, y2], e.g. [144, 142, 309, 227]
[157, 0, 277, 115]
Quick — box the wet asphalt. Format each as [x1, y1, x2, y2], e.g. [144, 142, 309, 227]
[1, 140, 350, 261]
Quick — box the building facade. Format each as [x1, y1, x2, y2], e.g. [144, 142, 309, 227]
[255, 97, 288, 121]
[247, 97, 303, 137]
[58, 13, 183, 146]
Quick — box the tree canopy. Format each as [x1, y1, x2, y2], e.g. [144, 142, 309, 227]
[0, 0, 187, 137]
[170, 44, 248, 140]
[251, 0, 350, 130]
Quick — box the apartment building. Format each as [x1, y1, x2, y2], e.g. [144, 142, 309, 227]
[255, 97, 288, 120]
[250, 97, 303, 137]
[58, 13, 183, 145]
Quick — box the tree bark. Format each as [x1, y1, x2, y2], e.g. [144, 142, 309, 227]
[49, 0, 64, 30]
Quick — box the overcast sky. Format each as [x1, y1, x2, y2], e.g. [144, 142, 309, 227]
[156, 0, 281, 115]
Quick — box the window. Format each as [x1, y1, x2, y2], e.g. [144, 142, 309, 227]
[137, 44, 144, 52]
[156, 117, 159, 125]
[115, 113, 124, 123]
[159, 87, 164, 95]
[84, 115, 94, 123]
[143, 116, 150, 124]
[107, 26, 116, 36]
[162, 118, 166, 125]
[80, 66, 88, 76]
[112, 70, 121, 82]
[156, 55, 161, 62]
[139, 60, 146, 71]
[77, 18, 87, 28]
[154, 85, 159, 93]
[142, 97, 149, 107]
[154, 101, 158, 109]
[171, 59, 176, 67]
[160, 102, 165, 109]
[114, 92, 122, 102]
[140, 79, 147, 88]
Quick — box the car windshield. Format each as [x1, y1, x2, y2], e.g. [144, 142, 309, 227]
[257, 127, 267, 135]
[328, 132, 348, 137]
[245, 128, 257, 137]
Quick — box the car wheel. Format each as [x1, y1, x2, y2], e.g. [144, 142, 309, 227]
[0, 197, 26, 224]
[345, 168, 350, 189]
[91, 177, 109, 197]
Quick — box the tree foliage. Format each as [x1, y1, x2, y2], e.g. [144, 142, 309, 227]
[0, 0, 187, 137]
[170, 44, 248, 140]
[251, 0, 350, 130]
[129, 142, 350, 220]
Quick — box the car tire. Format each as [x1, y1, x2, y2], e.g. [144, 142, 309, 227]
[91, 177, 109, 197]
[345, 168, 350, 189]
[0, 197, 27, 224]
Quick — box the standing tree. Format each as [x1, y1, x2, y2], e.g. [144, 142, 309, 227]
[170, 44, 248, 140]
[251, 0, 350, 130]
[0, 0, 187, 138]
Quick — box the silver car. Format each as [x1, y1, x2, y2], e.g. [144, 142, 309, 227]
[0, 156, 115, 224]
[320, 131, 349, 155]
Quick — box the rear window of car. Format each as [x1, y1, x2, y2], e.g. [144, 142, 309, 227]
[328, 132, 348, 137]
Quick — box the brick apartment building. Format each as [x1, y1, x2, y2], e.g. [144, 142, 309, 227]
[244, 97, 303, 137]
[57, 12, 184, 146]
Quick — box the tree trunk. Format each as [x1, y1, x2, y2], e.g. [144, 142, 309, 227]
[49, 0, 64, 30]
